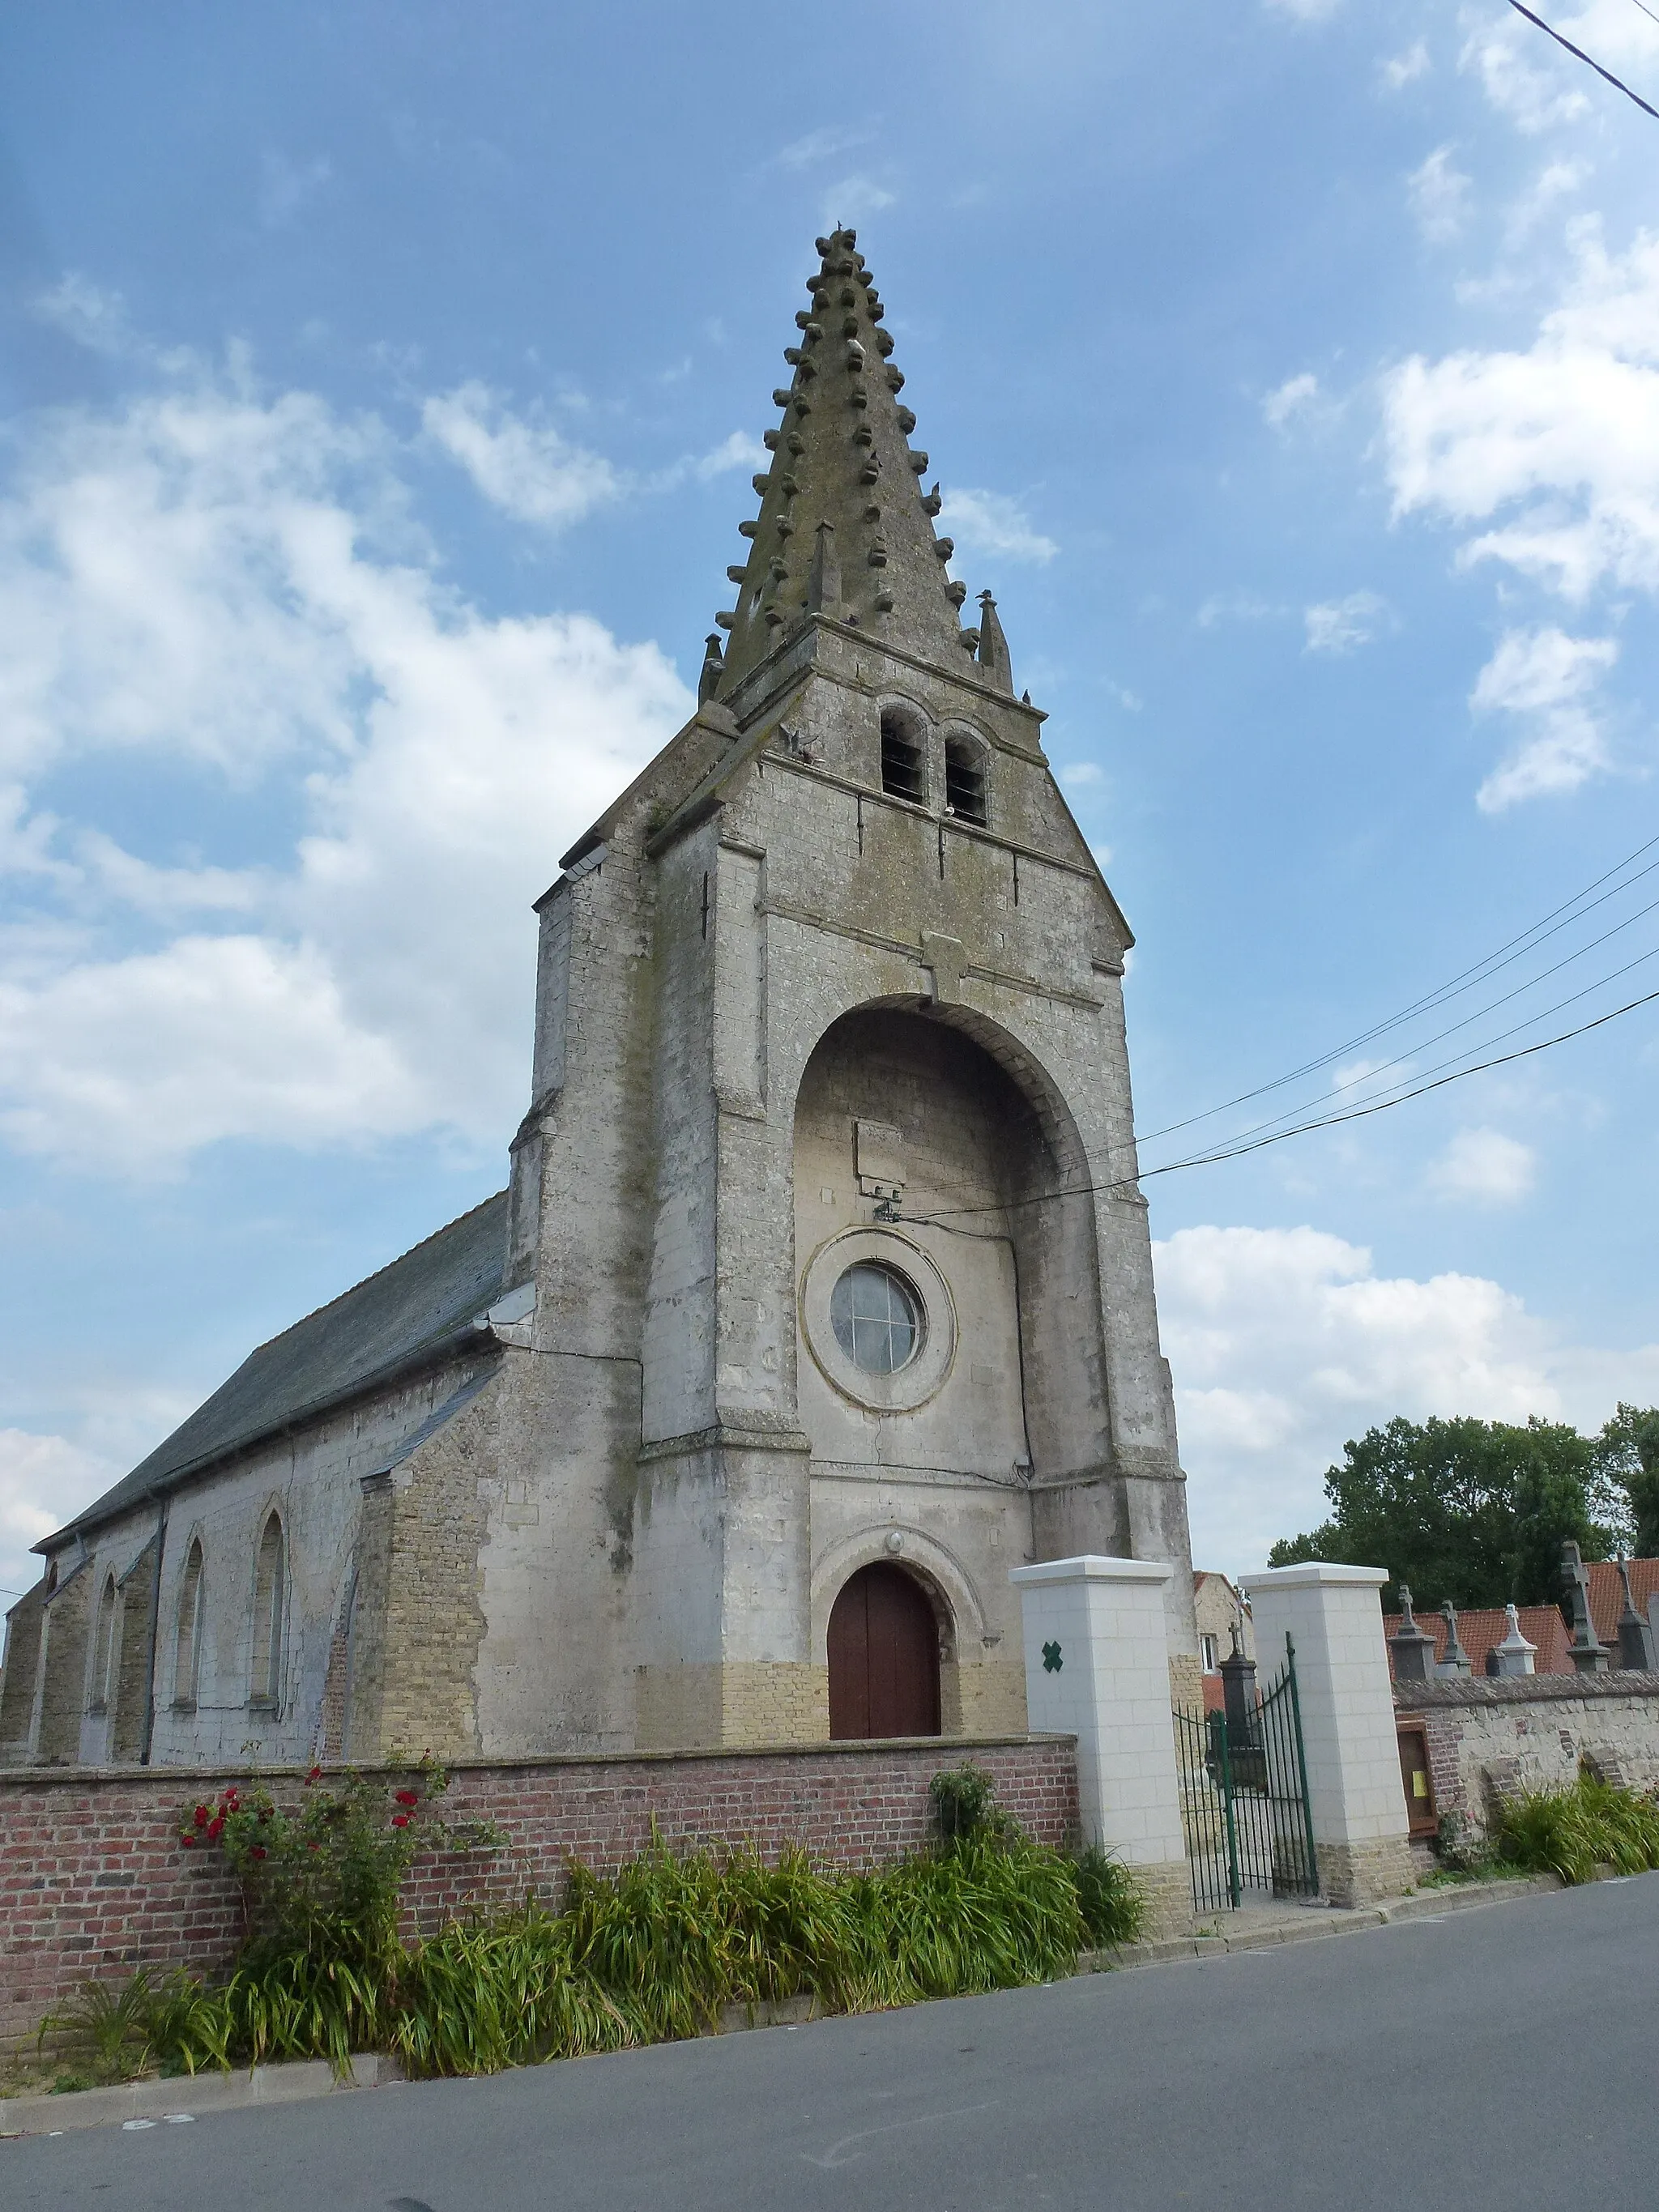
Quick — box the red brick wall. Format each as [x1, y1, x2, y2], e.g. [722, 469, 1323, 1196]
[1, 1735, 1077, 2053]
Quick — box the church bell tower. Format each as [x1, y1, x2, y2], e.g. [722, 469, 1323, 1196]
[497, 227, 1201, 1752]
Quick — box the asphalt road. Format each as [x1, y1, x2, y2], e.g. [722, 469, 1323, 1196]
[8, 1876, 1657, 2210]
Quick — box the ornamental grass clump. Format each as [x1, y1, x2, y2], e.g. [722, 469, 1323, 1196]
[1495, 1774, 1659, 1886]
[42, 1766, 1147, 2085]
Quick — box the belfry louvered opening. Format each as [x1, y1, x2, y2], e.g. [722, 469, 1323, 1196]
[945, 737, 987, 825]
[880, 707, 926, 803]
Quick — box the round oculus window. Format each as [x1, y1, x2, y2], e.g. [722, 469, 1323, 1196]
[830, 1261, 922, 1375]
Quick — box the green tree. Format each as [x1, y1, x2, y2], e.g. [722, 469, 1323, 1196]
[1268, 1414, 1609, 1609]
[1593, 1403, 1659, 1557]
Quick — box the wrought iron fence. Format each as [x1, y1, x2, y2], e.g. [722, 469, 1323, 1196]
[1173, 1635, 1320, 1913]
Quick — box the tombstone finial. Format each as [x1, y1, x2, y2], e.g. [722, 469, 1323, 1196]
[1489, 1602, 1537, 1677]
[1561, 1539, 1612, 1674]
[1615, 1555, 1657, 1670]
[1438, 1600, 1472, 1677]
[1388, 1582, 1435, 1682]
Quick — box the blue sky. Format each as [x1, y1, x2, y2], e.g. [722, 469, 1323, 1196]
[4, 0, 1659, 1598]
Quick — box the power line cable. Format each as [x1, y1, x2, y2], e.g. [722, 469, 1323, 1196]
[1504, 0, 1659, 119]
[910, 978, 1659, 1220]
[1147, 906, 1659, 1160]
[1630, 0, 1659, 28]
[1147, 939, 1659, 1165]
[1134, 829, 1659, 1147]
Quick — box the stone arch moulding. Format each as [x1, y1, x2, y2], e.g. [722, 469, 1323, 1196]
[784, 993, 1093, 1198]
[809, 1522, 987, 1662]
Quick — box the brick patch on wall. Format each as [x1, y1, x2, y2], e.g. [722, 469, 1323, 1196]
[1394, 1673, 1659, 1833]
[0, 1733, 1078, 2054]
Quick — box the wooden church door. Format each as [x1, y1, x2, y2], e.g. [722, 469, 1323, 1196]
[827, 1563, 941, 1739]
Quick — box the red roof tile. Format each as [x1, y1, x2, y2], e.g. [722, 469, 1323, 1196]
[1381, 1604, 1574, 1677]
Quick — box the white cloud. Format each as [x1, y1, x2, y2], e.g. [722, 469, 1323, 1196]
[1060, 761, 1103, 788]
[1461, 3, 1611, 132]
[258, 151, 331, 229]
[1262, 371, 1321, 428]
[1408, 147, 1472, 244]
[821, 176, 896, 227]
[1158, 1222, 1659, 1573]
[1196, 588, 1285, 628]
[937, 488, 1058, 565]
[650, 430, 770, 493]
[1384, 228, 1659, 602]
[774, 126, 871, 172]
[1263, 0, 1342, 19]
[422, 381, 617, 529]
[1469, 624, 1618, 808]
[0, 1430, 113, 1599]
[1303, 588, 1395, 655]
[1426, 1125, 1538, 1203]
[1381, 40, 1431, 89]
[0, 361, 690, 1173]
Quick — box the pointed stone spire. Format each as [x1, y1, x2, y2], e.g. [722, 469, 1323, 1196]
[715, 228, 971, 694]
[975, 590, 1013, 692]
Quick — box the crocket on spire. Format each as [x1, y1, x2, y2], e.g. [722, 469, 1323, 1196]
[714, 228, 975, 694]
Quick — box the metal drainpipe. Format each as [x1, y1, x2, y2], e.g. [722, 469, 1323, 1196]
[137, 1490, 168, 1766]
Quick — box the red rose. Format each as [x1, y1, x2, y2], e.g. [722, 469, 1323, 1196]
[390, 1813, 410, 1828]
[308, 1841, 320, 1852]
[194, 1805, 209, 1826]
[306, 1766, 322, 1784]
[181, 1834, 196, 1848]
[250, 1846, 267, 1860]
[207, 1817, 224, 1839]
[394, 1789, 418, 1807]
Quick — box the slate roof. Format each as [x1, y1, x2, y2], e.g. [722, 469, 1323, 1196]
[41, 1191, 511, 1550]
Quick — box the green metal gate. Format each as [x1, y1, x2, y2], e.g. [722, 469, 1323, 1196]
[1173, 1635, 1320, 1912]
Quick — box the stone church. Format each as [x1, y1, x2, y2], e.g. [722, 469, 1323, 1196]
[1, 229, 1199, 1771]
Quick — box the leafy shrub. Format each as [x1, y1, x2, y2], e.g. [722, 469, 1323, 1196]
[178, 1760, 484, 1974]
[43, 1767, 1145, 2085]
[1072, 1845, 1146, 1947]
[929, 1764, 1005, 1844]
[1495, 1774, 1659, 1886]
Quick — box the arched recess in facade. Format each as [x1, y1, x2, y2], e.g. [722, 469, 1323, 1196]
[788, 995, 1115, 1495]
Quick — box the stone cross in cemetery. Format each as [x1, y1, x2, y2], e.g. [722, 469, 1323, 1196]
[1488, 1604, 1537, 1677]
[1437, 1600, 1472, 1678]
[1561, 1541, 1611, 1675]
[1388, 1584, 1435, 1683]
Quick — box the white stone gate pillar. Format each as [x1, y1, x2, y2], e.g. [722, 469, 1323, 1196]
[1239, 1563, 1412, 1907]
[1009, 1556, 1189, 1933]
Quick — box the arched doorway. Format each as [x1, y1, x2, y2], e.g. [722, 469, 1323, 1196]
[827, 1563, 941, 1739]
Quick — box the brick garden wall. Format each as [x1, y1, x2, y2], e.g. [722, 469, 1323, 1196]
[0, 1733, 1078, 2054]
[1396, 1673, 1659, 1834]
